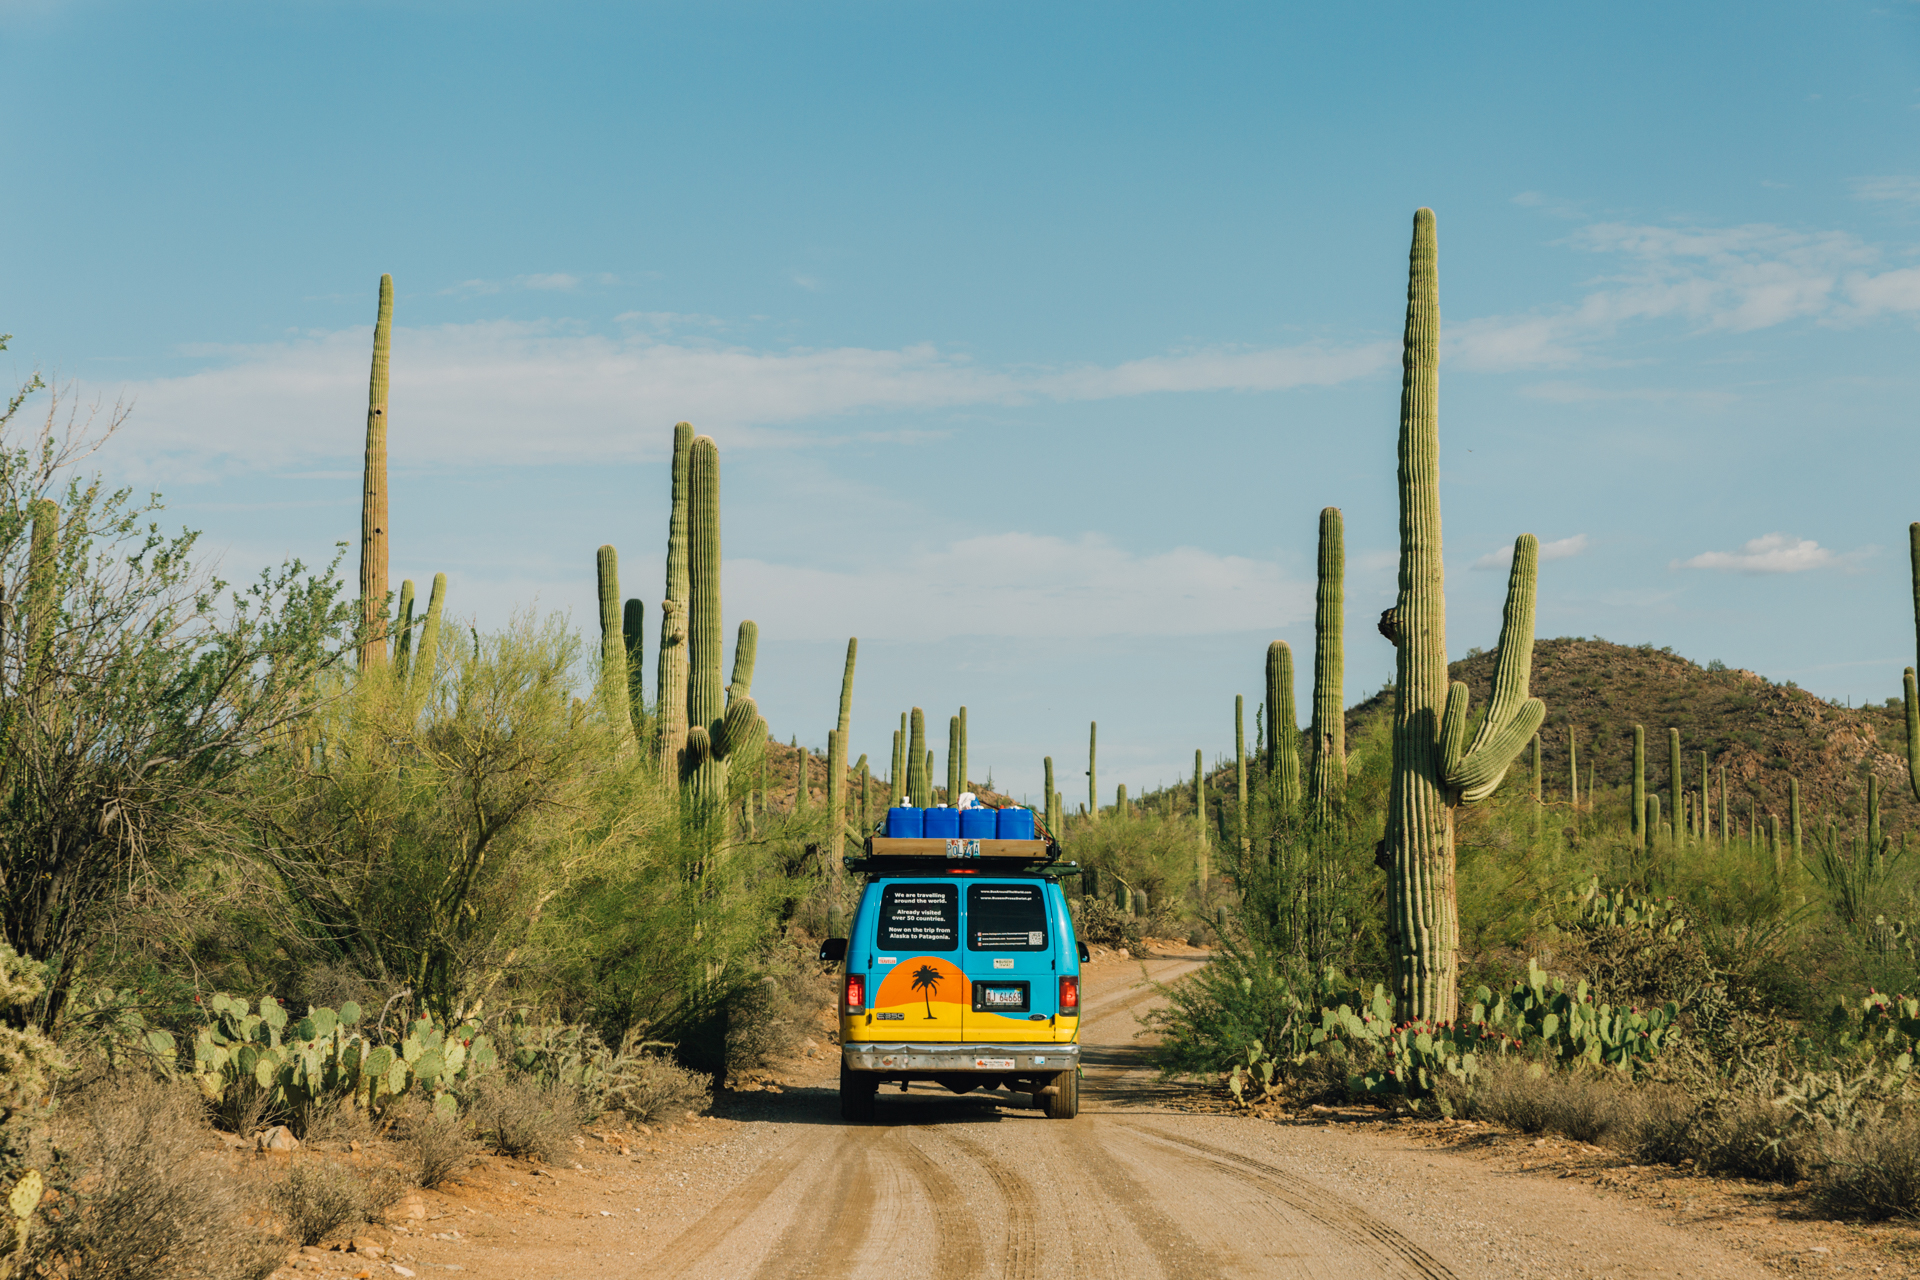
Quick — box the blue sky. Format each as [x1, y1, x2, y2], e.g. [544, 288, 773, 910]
[4, 1, 1919, 802]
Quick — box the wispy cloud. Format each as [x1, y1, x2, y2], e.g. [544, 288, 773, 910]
[1451, 218, 1920, 371]
[1671, 533, 1869, 574]
[438, 272, 616, 297]
[1472, 533, 1588, 570]
[1853, 176, 1920, 206]
[98, 324, 1398, 477]
[729, 532, 1310, 640]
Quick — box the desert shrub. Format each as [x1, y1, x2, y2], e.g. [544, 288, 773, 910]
[267, 1160, 366, 1247]
[1075, 898, 1146, 955]
[1814, 1113, 1920, 1219]
[471, 1078, 576, 1162]
[724, 950, 830, 1076]
[297, 1097, 374, 1149]
[1458, 1060, 1635, 1144]
[1632, 1091, 1813, 1182]
[392, 1107, 477, 1190]
[604, 1049, 713, 1124]
[207, 1075, 281, 1141]
[35, 1074, 285, 1280]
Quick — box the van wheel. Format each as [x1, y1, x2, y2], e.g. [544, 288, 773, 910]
[839, 1062, 878, 1122]
[1042, 1068, 1079, 1119]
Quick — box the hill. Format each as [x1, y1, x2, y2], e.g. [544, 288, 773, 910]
[1343, 638, 1913, 837]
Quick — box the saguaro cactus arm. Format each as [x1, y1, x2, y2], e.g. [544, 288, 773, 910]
[1442, 534, 1545, 801]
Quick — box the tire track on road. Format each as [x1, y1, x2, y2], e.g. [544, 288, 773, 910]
[645, 1131, 812, 1276]
[1126, 1123, 1459, 1280]
[940, 1131, 1040, 1280]
[894, 1128, 986, 1280]
[747, 1125, 885, 1280]
[1062, 1121, 1226, 1280]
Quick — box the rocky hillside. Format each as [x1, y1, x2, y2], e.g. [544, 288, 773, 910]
[1346, 639, 1913, 835]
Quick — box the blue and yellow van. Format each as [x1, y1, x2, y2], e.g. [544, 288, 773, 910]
[820, 818, 1085, 1121]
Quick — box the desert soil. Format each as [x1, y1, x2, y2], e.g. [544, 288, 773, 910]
[278, 946, 1920, 1280]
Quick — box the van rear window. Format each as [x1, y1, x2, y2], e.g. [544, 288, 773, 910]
[877, 884, 958, 951]
[967, 883, 1048, 951]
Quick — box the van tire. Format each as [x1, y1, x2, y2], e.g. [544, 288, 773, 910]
[1041, 1068, 1079, 1119]
[839, 1062, 878, 1122]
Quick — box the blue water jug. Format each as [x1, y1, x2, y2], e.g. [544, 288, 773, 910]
[959, 808, 996, 838]
[996, 807, 1036, 840]
[886, 806, 923, 838]
[923, 806, 960, 838]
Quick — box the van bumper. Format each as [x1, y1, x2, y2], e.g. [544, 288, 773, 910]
[842, 1043, 1079, 1073]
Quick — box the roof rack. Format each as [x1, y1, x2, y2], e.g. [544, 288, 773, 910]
[843, 835, 1073, 877]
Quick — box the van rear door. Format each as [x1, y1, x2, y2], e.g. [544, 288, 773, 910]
[960, 880, 1056, 1042]
[863, 880, 966, 1042]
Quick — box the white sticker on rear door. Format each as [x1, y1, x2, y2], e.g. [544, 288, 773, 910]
[993, 958, 1014, 969]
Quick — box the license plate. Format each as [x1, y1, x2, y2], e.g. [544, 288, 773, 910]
[974, 1057, 1016, 1069]
[982, 987, 1023, 1007]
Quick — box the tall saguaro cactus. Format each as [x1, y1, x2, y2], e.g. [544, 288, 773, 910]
[393, 579, 418, 682]
[1194, 749, 1209, 886]
[907, 709, 930, 808]
[358, 273, 394, 669]
[1234, 695, 1249, 852]
[827, 638, 858, 881]
[1308, 507, 1346, 822]
[891, 716, 906, 806]
[1380, 208, 1545, 1024]
[1668, 728, 1682, 847]
[1043, 757, 1056, 833]
[1632, 726, 1646, 849]
[1087, 722, 1098, 820]
[596, 546, 634, 747]
[678, 435, 759, 812]
[1267, 642, 1301, 808]
[656, 422, 694, 779]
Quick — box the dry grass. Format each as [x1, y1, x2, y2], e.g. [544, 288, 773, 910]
[267, 1160, 367, 1246]
[390, 1104, 478, 1190]
[34, 1074, 285, 1280]
[471, 1078, 577, 1162]
[1456, 1059, 1638, 1146]
[1814, 1114, 1920, 1220]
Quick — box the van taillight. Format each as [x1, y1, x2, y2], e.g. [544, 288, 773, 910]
[1059, 976, 1079, 1012]
[845, 974, 865, 1012]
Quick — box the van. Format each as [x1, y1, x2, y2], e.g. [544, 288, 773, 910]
[819, 830, 1086, 1122]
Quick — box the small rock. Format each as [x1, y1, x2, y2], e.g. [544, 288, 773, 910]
[348, 1238, 383, 1258]
[348, 1140, 360, 1153]
[599, 1210, 613, 1216]
[392, 1270, 415, 1278]
[255, 1125, 300, 1153]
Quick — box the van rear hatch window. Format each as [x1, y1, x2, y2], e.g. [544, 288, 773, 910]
[967, 883, 1048, 951]
[878, 883, 958, 951]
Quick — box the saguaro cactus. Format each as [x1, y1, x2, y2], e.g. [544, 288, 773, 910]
[1267, 642, 1301, 809]
[1380, 208, 1545, 1024]
[1234, 696, 1249, 851]
[410, 573, 447, 706]
[596, 546, 634, 746]
[1668, 728, 1682, 847]
[656, 422, 694, 779]
[1632, 726, 1646, 848]
[1043, 757, 1056, 831]
[1699, 750, 1709, 841]
[1907, 522, 1920, 800]
[1792, 777, 1805, 860]
[947, 716, 961, 801]
[1308, 507, 1346, 822]
[359, 273, 393, 669]
[622, 599, 645, 738]
[891, 720, 906, 806]
[393, 579, 417, 683]
[1568, 730, 1578, 809]
[678, 436, 759, 811]
[908, 709, 930, 807]
[827, 638, 857, 876]
[1088, 722, 1098, 820]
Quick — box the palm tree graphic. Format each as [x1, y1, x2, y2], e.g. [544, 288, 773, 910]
[910, 965, 943, 1019]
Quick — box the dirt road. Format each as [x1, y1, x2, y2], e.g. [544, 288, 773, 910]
[393, 950, 1780, 1280]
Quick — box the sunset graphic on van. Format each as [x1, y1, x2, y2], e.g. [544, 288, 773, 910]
[909, 964, 943, 1018]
